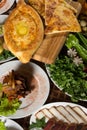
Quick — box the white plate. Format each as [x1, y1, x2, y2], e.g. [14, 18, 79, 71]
[0, 0, 15, 14]
[30, 102, 87, 124]
[0, 60, 50, 119]
[0, 14, 8, 24]
[0, 116, 23, 130]
[0, 56, 15, 64]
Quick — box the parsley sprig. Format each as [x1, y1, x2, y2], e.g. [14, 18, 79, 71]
[47, 55, 87, 102]
[29, 117, 46, 129]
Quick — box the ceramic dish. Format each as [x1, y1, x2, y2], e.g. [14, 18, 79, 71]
[0, 0, 15, 14]
[0, 60, 50, 119]
[0, 57, 15, 64]
[0, 116, 23, 130]
[30, 102, 87, 124]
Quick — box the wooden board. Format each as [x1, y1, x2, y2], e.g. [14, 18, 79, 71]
[32, 1, 82, 64]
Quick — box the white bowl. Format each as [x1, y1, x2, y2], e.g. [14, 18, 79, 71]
[0, 116, 23, 130]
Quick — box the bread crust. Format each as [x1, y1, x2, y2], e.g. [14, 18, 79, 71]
[45, 0, 81, 34]
[3, 0, 44, 63]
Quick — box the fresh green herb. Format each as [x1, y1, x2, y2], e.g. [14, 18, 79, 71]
[0, 36, 14, 61]
[65, 33, 87, 63]
[0, 50, 14, 61]
[0, 121, 6, 130]
[47, 55, 87, 102]
[75, 32, 87, 50]
[29, 117, 46, 129]
[0, 97, 21, 116]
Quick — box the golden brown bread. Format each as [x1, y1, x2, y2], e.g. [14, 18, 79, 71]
[28, 0, 45, 18]
[35, 105, 87, 124]
[45, 0, 81, 34]
[3, 0, 44, 63]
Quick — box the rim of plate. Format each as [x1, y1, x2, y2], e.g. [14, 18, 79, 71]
[0, 0, 15, 14]
[0, 116, 23, 130]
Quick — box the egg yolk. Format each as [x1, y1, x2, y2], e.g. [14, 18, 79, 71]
[16, 22, 28, 36]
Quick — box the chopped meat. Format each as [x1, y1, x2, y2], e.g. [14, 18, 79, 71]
[67, 123, 77, 130]
[51, 121, 65, 130]
[43, 117, 87, 130]
[76, 123, 84, 130]
[2, 70, 34, 100]
[43, 118, 56, 130]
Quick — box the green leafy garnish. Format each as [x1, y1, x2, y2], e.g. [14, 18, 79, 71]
[0, 121, 6, 130]
[47, 55, 87, 102]
[0, 97, 21, 116]
[0, 50, 14, 61]
[29, 117, 46, 129]
[65, 33, 87, 63]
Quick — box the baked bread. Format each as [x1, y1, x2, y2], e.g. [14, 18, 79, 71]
[45, 0, 81, 34]
[28, 0, 45, 18]
[3, 0, 44, 63]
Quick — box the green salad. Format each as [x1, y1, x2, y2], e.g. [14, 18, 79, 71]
[46, 33, 87, 102]
[0, 121, 6, 130]
[0, 36, 14, 61]
[0, 50, 14, 61]
[0, 97, 21, 116]
[0, 83, 21, 116]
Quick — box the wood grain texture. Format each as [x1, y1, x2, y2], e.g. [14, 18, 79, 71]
[32, 1, 82, 64]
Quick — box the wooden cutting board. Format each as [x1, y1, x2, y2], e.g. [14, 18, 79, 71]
[32, 1, 82, 64]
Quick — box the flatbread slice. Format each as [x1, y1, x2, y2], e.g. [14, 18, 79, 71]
[28, 0, 45, 18]
[45, 0, 81, 34]
[3, 0, 44, 63]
